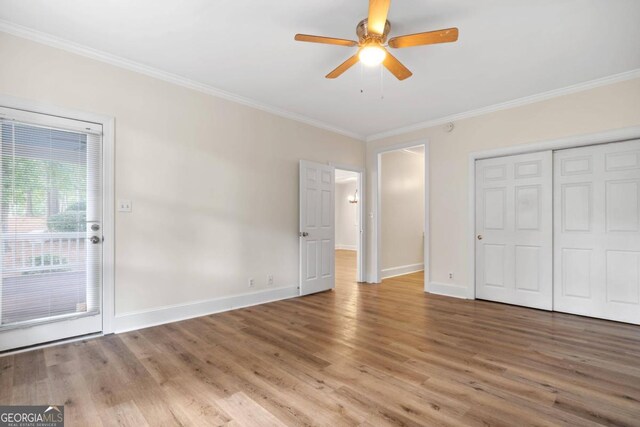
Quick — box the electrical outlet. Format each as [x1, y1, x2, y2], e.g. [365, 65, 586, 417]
[118, 199, 132, 212]
[248, 278, 254, 288]
[449, 272, 454, 280]
[267, 275, 274, 286]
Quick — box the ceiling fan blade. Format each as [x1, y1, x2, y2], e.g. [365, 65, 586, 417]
[367, 0, 391, 35]
[388, 27, 459, 48]
[382, 49, 412, 80]
[326, 55, 360, 79]
[295, 34, 358, 47]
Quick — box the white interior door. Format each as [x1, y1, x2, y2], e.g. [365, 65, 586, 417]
[475, 151, 553, 310]
[299, 160, 335, 295]
[554, 140, 640, 324]
[0, 108, 103, 352]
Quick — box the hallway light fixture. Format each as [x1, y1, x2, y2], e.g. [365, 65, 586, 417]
[348, 189, 359, 204]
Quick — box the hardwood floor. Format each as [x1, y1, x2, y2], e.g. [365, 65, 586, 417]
[2, 249, 640, 426]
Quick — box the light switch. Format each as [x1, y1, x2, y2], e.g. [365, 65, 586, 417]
[118, 199, 132, 212]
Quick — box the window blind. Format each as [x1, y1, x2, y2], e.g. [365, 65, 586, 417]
[0, 117, 102, 330]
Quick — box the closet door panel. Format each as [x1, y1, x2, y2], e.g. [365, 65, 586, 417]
[475, 151, 552, 310]
[554, 139, 640, 324]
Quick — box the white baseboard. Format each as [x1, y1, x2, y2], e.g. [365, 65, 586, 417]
[381, 263, 424, 279]
[335, 245, 357, 251]
[427, 281, 469, 299]
[113, 286, 298, 333]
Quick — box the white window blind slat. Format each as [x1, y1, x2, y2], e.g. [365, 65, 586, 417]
[0, 117, 102, 331]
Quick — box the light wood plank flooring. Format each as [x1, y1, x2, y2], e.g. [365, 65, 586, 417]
[2, 249, 640, 426]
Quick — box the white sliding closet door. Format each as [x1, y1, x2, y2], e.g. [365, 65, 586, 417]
[475, 151, 553, 310]
[554, 140, 640, 324]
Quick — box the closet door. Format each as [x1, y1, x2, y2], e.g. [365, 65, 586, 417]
[554, 140, 640, 324]
[475, 151, 553, 310]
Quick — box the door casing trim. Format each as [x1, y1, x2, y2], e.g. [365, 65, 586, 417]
[0, 93, 116, 334]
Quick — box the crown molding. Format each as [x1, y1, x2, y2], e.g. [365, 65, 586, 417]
[2, 19, 638, 144]
[366, 68, 640, 142]
[0, 19, 365, 141]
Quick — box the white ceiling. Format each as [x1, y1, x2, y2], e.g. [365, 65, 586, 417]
[1, 0, 639, 140]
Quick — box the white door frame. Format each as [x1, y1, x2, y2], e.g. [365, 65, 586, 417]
[0, 94, 116, 335]
[372, 139, 430, 290]
[468, 126, 640, 300]
[331, 163, 365, 283]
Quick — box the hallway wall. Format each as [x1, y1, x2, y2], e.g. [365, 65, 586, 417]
[335, 180, 358, 250]
[380, 148, 425, 277]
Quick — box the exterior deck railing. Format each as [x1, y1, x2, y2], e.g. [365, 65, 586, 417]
[1, 231, 86, 277]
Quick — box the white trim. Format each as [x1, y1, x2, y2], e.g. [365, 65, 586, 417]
[366, 69, 640, 142]
[3, 20, 637, 144]
[0, 20, 364, 141]
[372, 140, 430, 289]
[427, 282, 468, 299]
[381, 263, 424, 279]
[424, 143, 430, 293]
[0, 314, 101, 352]
[467, 155, 477, 300]
[101, 117, 115, 334]
[469, 126, 640, 160]
[0, 106, 102, 134]
[0, 93, 114, 129]
[1, 332, 103, 357]
[114, 286, 298, 333]
[0, 94, 117, 336]
[335, 245, 357, 251]
[467, 126, 640, 300]
[331, 162, 366, 283]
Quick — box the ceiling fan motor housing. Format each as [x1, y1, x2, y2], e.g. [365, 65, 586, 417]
[357, 18, 391, 45]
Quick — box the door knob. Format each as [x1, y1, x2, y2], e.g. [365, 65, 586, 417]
[299, 232, 309, 237]
[89, 236, 101, 244]
[477, 234, 483, 240]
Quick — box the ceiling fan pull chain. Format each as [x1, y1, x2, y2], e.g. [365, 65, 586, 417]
[380, 64, 385, 100]
[360, 62, 364, 94]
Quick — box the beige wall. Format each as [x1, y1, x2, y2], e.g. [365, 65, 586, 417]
[335, 181, 358, 250]
[380, 149, 424, 272]
[366, 77, 640, 291]
[2, 31, 639, 317]
[0, 33, 365, 316]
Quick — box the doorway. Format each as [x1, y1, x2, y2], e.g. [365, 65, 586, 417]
[0, 105, 113, 352]
[335, 168, 362, 284]
[298, 161, 364, 296]
[377, 144, 426, 283]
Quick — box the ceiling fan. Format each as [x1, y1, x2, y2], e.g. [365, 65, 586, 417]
[294, 0, 458, 80]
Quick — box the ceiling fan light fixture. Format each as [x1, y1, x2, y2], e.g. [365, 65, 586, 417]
[294, 0, 458, 80]
[358, 44, 386, 66]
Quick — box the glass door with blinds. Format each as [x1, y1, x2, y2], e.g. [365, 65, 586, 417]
[0, 107, 103, 352]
